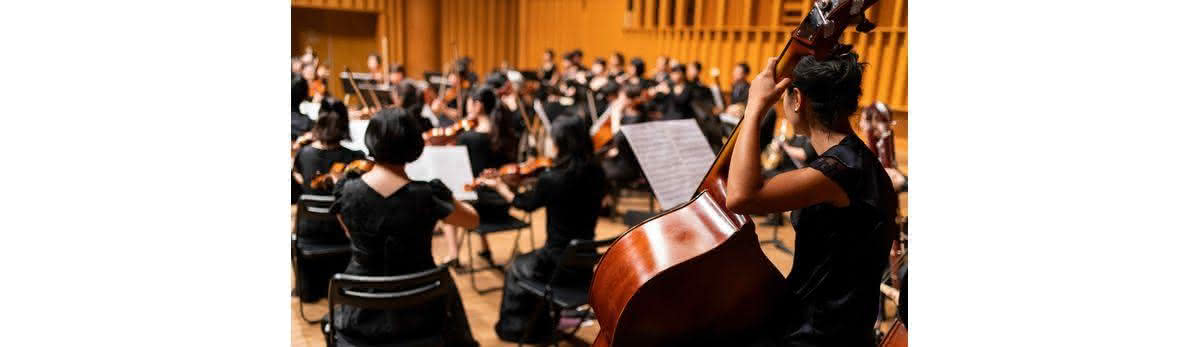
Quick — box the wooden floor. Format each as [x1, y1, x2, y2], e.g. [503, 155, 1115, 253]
[292, 115, 907, 346]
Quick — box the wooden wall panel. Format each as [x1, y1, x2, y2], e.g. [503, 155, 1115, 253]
[515, 0, 907, 112]
[291, 0, 906, 112]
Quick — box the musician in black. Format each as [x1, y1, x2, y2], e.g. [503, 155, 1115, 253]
[453, 88, 521, 265]
[291, 102, 363, 302]
[652, 64, 700, 120]
[481, 116, 607, 343]
[727, 51, 898, 347]
[540, 49, 557, 82]
[730, 62, 752, 105]
[329, 108, 480, 346]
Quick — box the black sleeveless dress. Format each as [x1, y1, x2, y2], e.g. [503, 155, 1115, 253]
[759, 135, 898, 347]
[329, 178, 479, 347]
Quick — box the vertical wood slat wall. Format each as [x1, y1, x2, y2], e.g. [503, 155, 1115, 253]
[513, 0, 907, 112]
[292, 0, 906, 112]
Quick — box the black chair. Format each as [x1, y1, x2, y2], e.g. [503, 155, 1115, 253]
[459, 212, 535, 293]
[323, 264, 455, 347]
[516, 236, 619, 347]
[292, 194, 351, 324]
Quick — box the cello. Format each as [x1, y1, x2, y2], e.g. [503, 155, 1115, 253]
[588, 0, 879, 345]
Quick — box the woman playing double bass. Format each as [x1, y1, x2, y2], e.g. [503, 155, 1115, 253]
[726, 52, 898, 346]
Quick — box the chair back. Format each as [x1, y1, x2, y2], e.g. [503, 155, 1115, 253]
[296, 194, 337, 225]
[325, 264, 454, 346]
[327, 264, 454, 313]
[549, 236, 619, 283]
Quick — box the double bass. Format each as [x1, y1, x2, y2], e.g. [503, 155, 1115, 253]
[588, 0, 879, 345]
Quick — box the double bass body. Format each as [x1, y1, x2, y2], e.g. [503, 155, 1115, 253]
[589, 175, 786, 346]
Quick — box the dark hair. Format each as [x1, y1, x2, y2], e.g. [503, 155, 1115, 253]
[550, 115, 593, 170]
[485, 72, 508, 90]
[630, 58, 646, 76]
[544, 49, 555, 58]
[365, 108, 424, 164]
[612, 52, 625, 66]
[736, 62, 751, 75]
[390, 64, 405, 75]
[473, 87, 518, 162]
[470, 87, 498, 115]
[670, 64, 686, 74]
[789, 49, 865, 130]
[313, 101, 350, 143]
[689, 61, 702, 71]
[594, 58, 607, 67]
[368, 53, 381, 64]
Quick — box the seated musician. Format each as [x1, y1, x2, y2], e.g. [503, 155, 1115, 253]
[290, 102, 363, 302]
[330, 108, 480, 347]
[858, 109, 908, 193]
[652, 64, 700, 120]
[623, 57, 653, 91]
[730, 62, 752, 105]
[479, 116, 607, 342]
[539, 49, 557, 83]
[446, 88, 521, 266]
[726, 52, 898, 346]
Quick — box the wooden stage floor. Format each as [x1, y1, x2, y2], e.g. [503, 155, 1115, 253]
[292, 117, 907, 346]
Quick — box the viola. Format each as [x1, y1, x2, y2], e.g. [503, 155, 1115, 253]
[463, 156, 551, 191]
[310, 159, 375, 191]
[422, 118, 477, 146]
[588, 1, 879, 345]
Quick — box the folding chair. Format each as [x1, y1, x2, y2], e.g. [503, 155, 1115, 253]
[516, 236, 619, 347]
[460, 212, 535, 293]
[323, 264, 455, 347]
[292, 194, 351, 324]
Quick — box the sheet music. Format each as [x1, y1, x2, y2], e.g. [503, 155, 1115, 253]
[405, 146, 478, 201]
[621, 119, 717, 209]
[341, 119, 370, 155]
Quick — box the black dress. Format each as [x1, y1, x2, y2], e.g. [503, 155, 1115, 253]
[494, 161, 608, 342]
[292, 145, 365, 301]
[329, 177, 479, 347]
[457, 130, 515, 224]
[761, 135, 898, 347]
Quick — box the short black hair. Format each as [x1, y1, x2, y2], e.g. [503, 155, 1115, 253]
[670, 64, 686, 74]
[630, 58, 646, 76]
[390, 64, 406, 75]
[544, 49, 555, 58]
[365, 108, 424, 164]
[789, 49, 865, 129]
[594, 58, 607, 67]
[313, 101, 350, 143]
[612, 52, 625, 66]
[736, 62, 751, 75]
[471, 87, 498, 115]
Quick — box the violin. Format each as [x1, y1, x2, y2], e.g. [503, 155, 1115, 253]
[463, 156, 551, 191]
[422, 118, 477, 146]
[307, 79, 326, 98]
[309, 159, 375, 191]
[588, 1, 879, 345]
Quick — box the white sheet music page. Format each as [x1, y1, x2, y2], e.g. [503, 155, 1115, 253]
[405, 146, 478, 201]
[621, 119, 717, 209]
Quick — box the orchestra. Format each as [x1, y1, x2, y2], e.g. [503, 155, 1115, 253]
[290, 1, 906, 345]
